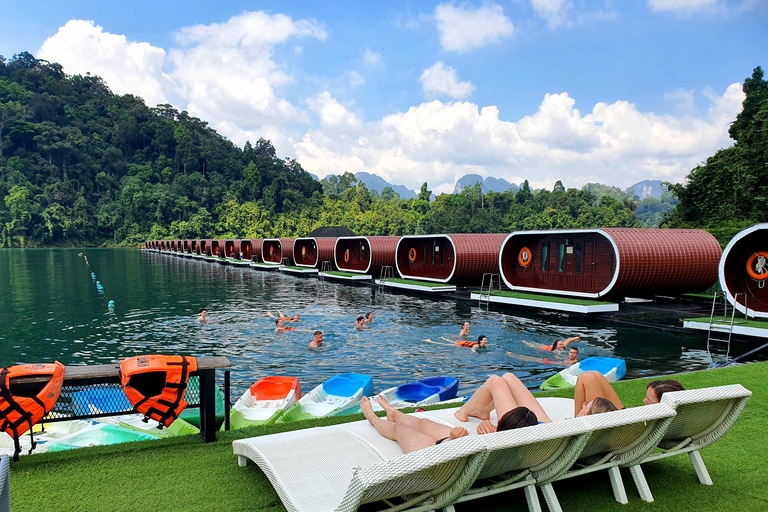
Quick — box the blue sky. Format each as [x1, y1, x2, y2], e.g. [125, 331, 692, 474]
[1, 0, 766, 194]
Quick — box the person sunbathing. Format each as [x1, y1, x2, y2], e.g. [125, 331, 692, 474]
[454, 373, 552, 432]
[573, 371, 684, 417]
[361, 394, 537, 453]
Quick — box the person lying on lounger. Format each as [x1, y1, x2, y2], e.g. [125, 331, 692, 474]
[572, 371, 684, 418]
[361, 394, 537, 453]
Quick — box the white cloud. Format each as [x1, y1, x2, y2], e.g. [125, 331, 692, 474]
[349, 71, 365, 88]
[168, 11, 327, 130]
[420, 62, 475, 99]
[295, 85, 744, 193]
[38, 20, 169, 107]
[664, 88, 696, 113]
[648, 0, 719, 13]
[434, 3, 514, 53]
[364, 48, 382, 66]
[531, 0, 573, 29]
[306, 92, 362, 130]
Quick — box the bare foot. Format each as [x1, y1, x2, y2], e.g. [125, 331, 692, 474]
[377, 395, 397, 422]
[454, 407, 490, 422]
[360, 396, 379, 423]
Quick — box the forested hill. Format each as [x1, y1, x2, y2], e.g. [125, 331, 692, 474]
[663, 67, 768, 242]
[4, 53, 762, 247]
[0, 52, 321, 247]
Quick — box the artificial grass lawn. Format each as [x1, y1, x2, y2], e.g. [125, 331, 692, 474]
[686, 317, 768, 330]
[475, 289, 615, 306]
[386, 278, 454, 288]
[10, 362, 768, 512]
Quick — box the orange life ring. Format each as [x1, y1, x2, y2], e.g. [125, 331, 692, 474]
[518, 247, 532, 267]
[408, 247, 417, 262]
[344, 249, 350, 263]
[746, 251, 768, 280]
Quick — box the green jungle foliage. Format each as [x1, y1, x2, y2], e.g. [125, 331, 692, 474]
[663, 67, 768, 244]
[2, 52, 761, 247]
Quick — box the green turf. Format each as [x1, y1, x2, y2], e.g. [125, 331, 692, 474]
[9, 363, 767, 511]
[384, 278, 454, 288]
[686, 317, 768, 329]
[283, 265, 314, 271]
[474, 289, 616, 306]
[323, 270, 364, 277]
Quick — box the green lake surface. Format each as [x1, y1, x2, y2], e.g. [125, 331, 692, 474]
[1, 248, 763, 398]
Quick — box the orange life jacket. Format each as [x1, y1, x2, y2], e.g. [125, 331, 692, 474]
[0, 361, 65, 459]
[119, 355, 197, 428]
[455, 340, 479, 348]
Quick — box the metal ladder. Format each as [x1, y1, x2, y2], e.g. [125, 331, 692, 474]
[319, 260, 333, 281]
[478, 273, 501, 308]
[378, 266, 394, 291]
[707, 291, 748, 363]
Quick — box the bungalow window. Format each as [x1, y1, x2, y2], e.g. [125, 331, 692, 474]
[542, 244, 549, 271]
[576, 242, 583, 273]
[558, 243, 565, 272]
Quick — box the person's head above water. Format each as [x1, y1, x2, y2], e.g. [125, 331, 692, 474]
[356, 316, 365, 325]
[276, 319, 284, 328]
[477, 335, 488, 347]
[551, 339, 566, 350]
[569, 347, 578, 361]
[365, 312, 373, 321]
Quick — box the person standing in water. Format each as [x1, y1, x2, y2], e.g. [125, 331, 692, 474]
[198, 308, 208, 323]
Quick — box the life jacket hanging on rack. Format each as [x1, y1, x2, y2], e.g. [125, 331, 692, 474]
[0, 361, 65, 460]
[119, 355, 197, 428]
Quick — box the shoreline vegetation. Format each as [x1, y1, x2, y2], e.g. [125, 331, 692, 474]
[10, 362, 766, 511]
[1, 55, 765, 250]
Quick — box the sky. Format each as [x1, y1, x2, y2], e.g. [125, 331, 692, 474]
[1, 1, 766, 195]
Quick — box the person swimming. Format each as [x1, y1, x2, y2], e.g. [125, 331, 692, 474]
[267, 310, 300, 322]
[522, 336, 580, 351]
[422, 335, 489, 351]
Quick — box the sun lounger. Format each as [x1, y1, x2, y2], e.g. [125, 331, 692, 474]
[233, 398, 593, 512]
[233, 425, 488, 512]
[539, 403, 678, 510]
[0, 454, 10, 512]
[626, 384, 752, 502]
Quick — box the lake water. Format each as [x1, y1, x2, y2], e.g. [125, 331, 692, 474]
[0, 248, 761, 398]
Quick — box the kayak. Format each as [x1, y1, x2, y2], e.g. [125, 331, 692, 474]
[372, 376, 460, 410]
[179, 376, 227, 429]
[277, 373, 373, 423]
[43, 423, 160, 452]
[229, 376, 301, 429]
[540, 356, 627, 390]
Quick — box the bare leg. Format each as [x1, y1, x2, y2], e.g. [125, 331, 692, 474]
[456, 374, 518, 421]
[500, 373, 551, 423]
[573, 371, 623, 417]
[378, 396, 454, 439]
[361, 397, 437, 453]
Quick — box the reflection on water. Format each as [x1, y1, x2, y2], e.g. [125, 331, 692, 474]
[0, 248, 763, 398]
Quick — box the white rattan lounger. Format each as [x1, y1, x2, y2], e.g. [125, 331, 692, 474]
[539, 402, 678, 510]
[626, 384, 752, 502]
[233, 426, 488, 512]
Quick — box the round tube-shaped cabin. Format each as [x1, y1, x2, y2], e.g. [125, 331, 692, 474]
[225, 239, 241, 259]
[215, 239, 226, 257]
[183, 239, 191, 253]
[293, 238, 337, 269]
[719, 223, 768, 318]
[262, 238, 294, 265]
[190, 240, 198, 254]
[499, 228, 722, 299]
[396, 234, 507, 284]
[240, 239, 260, 261]
[200, 239, 212, 256]
[334, 236, 401, 275]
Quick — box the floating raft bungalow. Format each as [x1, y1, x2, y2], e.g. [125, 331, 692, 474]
[325, 236, 401, 281]
[719, 223, 768, 319]
[259, 238, 294, 268]
[239, 239, 262, 262]
[385, 234, 507, 292]
[498, 228, 721, 300]
[283, 237, 337, 275]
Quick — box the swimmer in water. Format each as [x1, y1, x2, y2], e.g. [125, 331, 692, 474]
[522, 336, 579, 351]
[198, 308, 208, 323]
